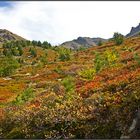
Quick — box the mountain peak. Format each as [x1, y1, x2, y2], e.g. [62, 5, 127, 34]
[61, 36, 107, 50]
[126, 23, 140, 37]
[0, 29, 26, 43]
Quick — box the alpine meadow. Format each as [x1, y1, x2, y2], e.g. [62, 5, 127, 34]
[0, 1, 140, 139]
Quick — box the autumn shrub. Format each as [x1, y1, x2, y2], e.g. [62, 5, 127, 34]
[1, 92, 85, 139]
[93, 49, 119, 73]
[78, 68, 96, 80]
[1, 35, 140, 139]
[1, 79, 140, 139]
[104, 49, 119, 66]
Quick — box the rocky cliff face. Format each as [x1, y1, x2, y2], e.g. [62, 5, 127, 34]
[126, 23, 140, 37]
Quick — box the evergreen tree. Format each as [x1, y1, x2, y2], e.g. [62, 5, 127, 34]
[113, 32, 124, 45]
[37, 41, 42, 47]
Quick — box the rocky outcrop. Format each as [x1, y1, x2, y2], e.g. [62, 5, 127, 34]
[126, 23, 140, 38]
[121, 109, 140, 139]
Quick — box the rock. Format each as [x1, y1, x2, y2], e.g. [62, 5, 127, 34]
[33, 74, 39, 78]
[60, 37, 107, 50]
[3, 77, 12, 80]
[121, 109, 140, 139]
[126, 23, 140, 37]
[25, 73, 31, 76]
[129, 109, 140, 138]
[58, 79, 62, 81]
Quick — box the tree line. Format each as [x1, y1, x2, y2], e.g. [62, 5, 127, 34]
[2, 40, 52, 56]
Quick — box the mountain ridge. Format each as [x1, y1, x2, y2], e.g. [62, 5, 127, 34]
[60, 37, 108, 50]
[126, 23, 140, 37]
[0, 29, 26, 44]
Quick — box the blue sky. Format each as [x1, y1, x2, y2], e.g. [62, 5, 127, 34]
[0, 1, 140, 45]
[0, 1, 12, 7]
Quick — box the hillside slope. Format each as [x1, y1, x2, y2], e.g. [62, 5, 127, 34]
[0, 33, 140, 139]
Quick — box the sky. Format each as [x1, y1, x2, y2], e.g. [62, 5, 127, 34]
[0, 1, 140, 45]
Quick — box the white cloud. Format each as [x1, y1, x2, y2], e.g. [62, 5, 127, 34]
[0, 1, 140, 45]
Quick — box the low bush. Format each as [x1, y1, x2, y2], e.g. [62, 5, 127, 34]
[12, 88, 35, 105]
[93, 49, 119, 73]
[58, 47, 71, 61]
[78, 68, 96, 80]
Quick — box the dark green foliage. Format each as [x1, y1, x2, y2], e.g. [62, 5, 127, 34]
[42, 41, 52, 49]
[26, 40, 31, 46]
[134, 52, 140, 65]
[77, 46, 86, 51]
[62, 76, 75, 93]
[22, 40, 27, 47]
[18, 46, 23, 56]
[61, 76, 76, 101]
[11, 47, 19, 56]
[0, 56, 20, 77]
[98, 40, 103, 46]
[18, 58, 24, 64]
[3, 42, 11, 48]
[58, 47, 71, 61]
[2, 40, 52, 58]
[113, 32, 124, 45]
[2, 40, 31, 56]
[3, 48, 12, 57]
[37, 41, 42, 47]
[31, 40, 52, 48]
[94, 52, 105, 73]
[30, 48, 37, 57]
[12, 88, 34, 105]
[3, 40, 28, 49]
[32, 40, 38, 47]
